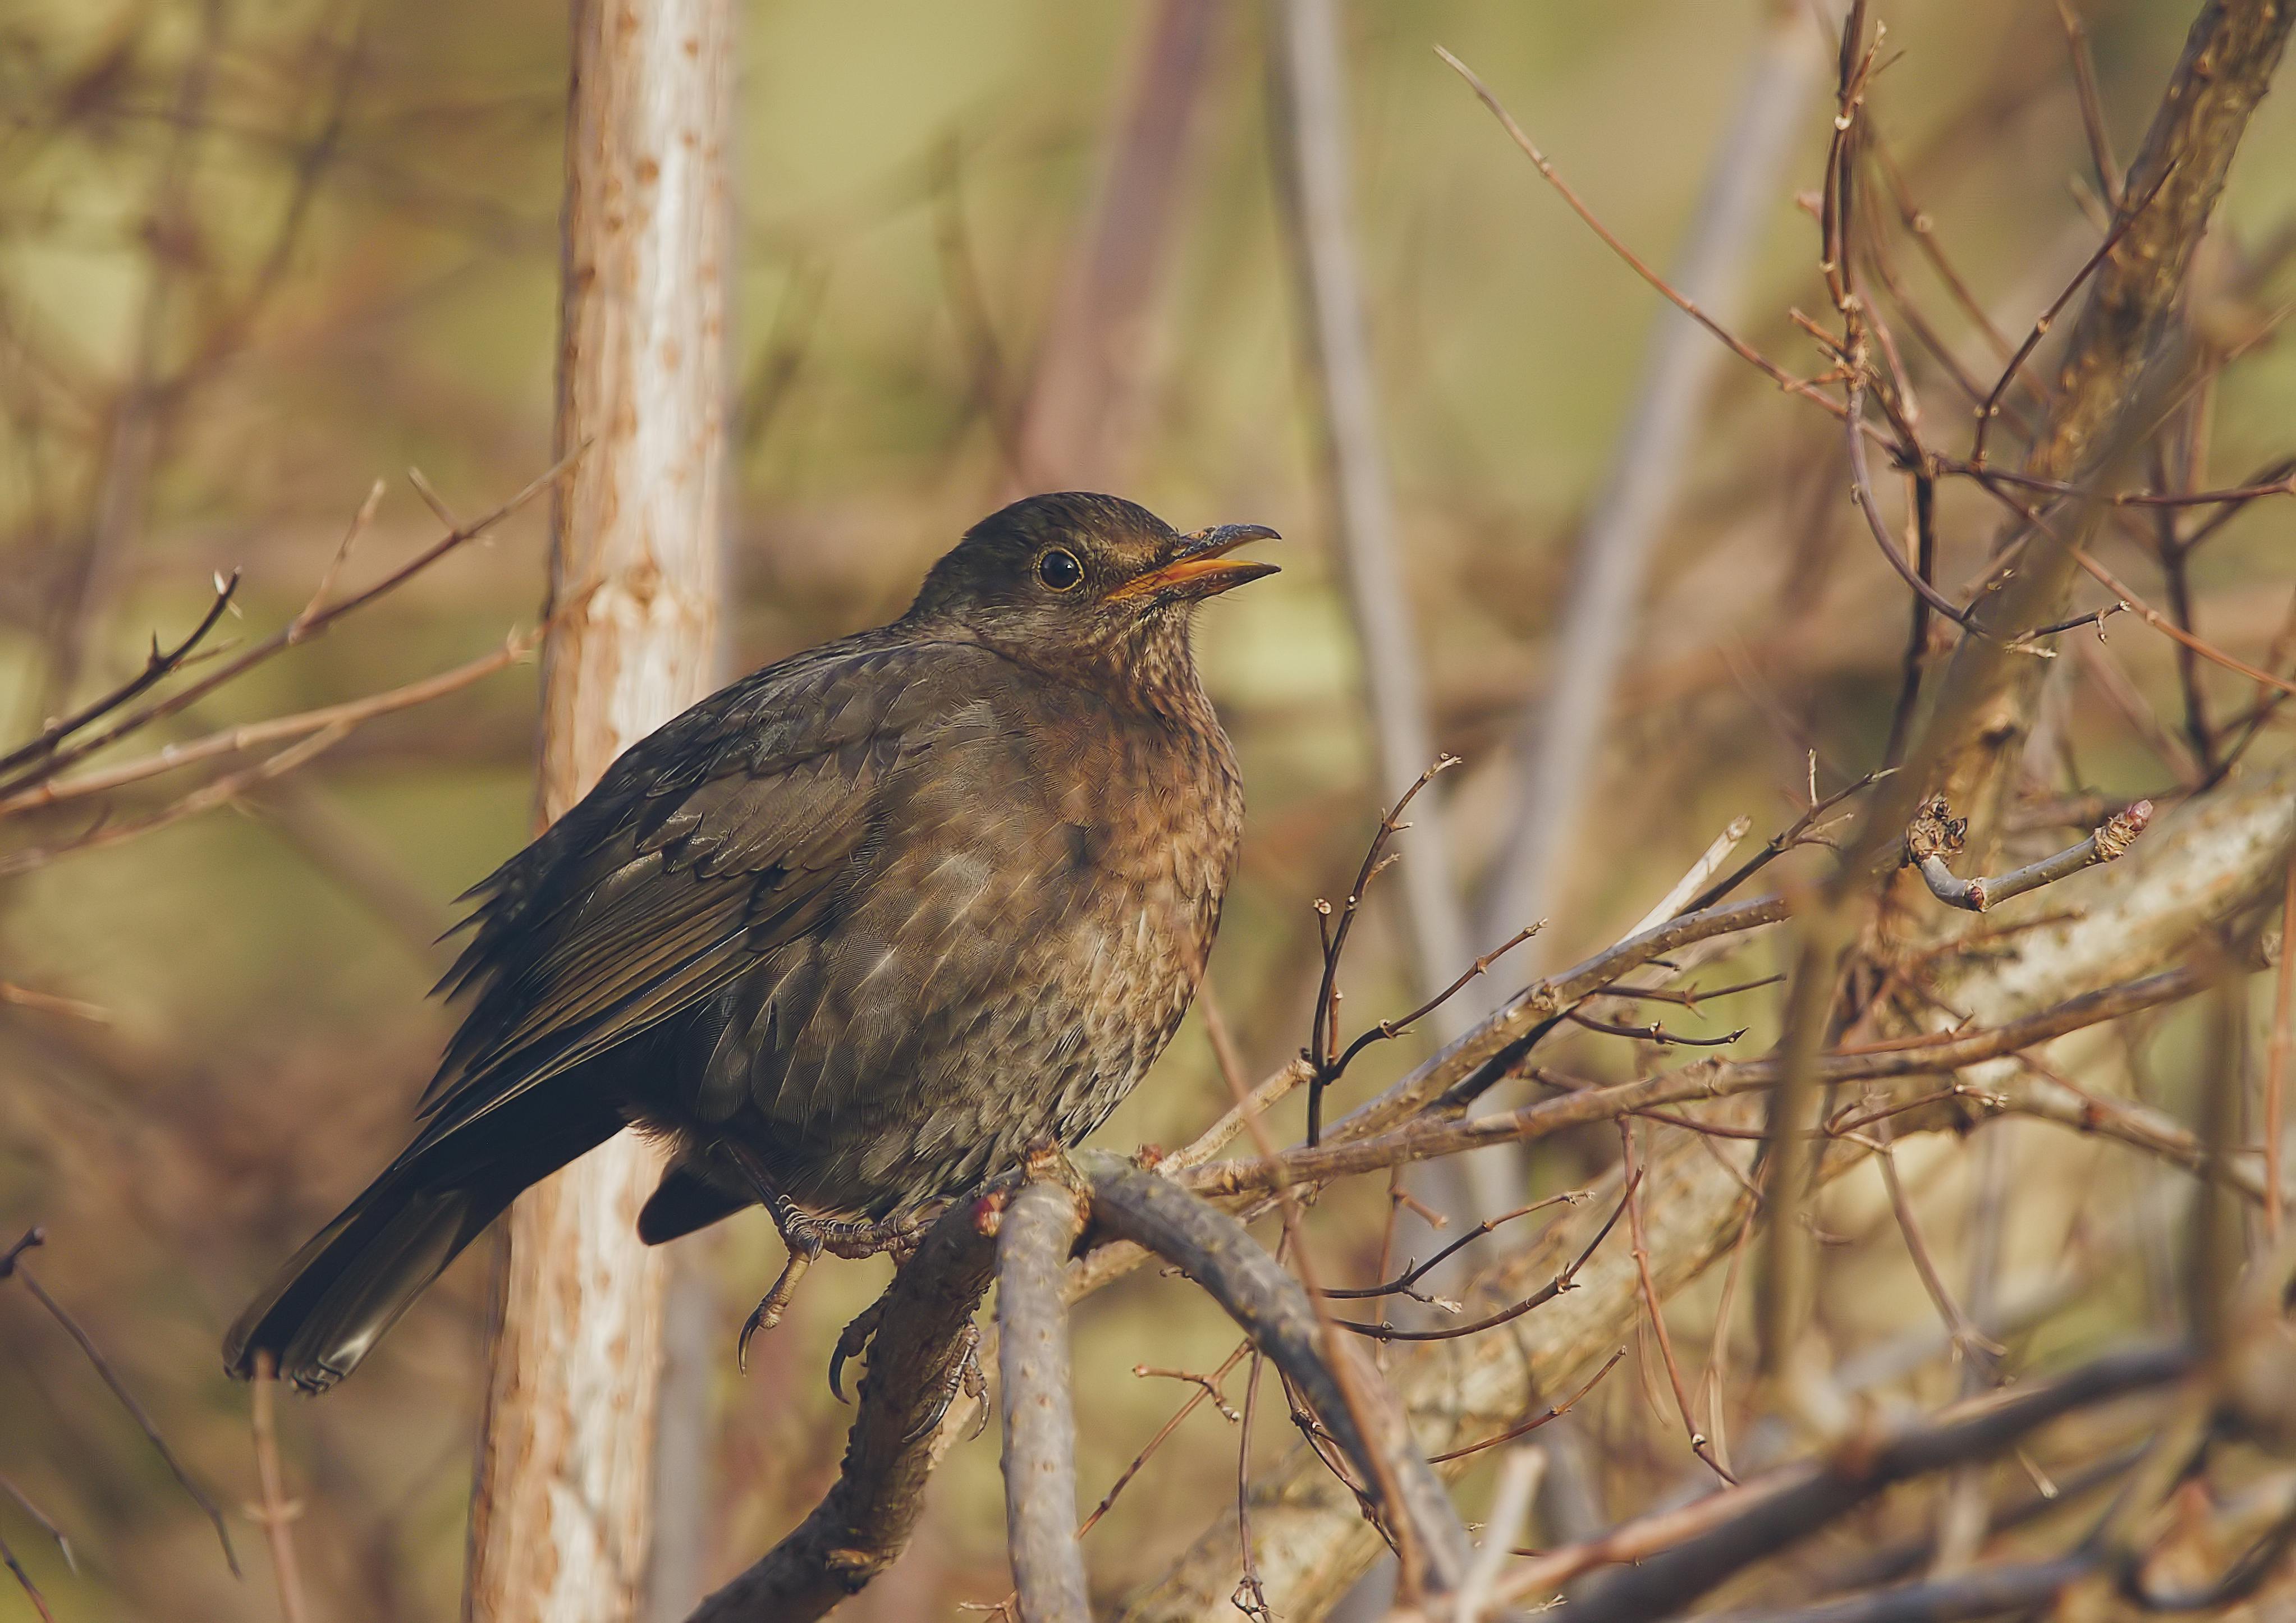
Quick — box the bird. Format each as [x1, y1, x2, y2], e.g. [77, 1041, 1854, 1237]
[224, 492, 1276, 1393]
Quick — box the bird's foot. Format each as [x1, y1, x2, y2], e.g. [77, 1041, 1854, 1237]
[736, 1231, 819, 1372]
[828, 1296, 885, 1402]
[734, 1206, 922, 1374]
[903, 1321, 988, 1445]
[809, 1208, 929, 1261]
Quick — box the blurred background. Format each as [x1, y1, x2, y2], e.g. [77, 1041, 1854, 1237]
[2, 1, 2292, 1617]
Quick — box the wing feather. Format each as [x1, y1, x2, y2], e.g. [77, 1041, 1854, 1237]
[413, 632, 996, 1137]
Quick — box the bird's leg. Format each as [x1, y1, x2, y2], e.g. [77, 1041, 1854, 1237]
[823, 1208, 948, 1400]
[720, 1147, 926, 1369]
[722, 1146, 825, 1369]
[902, 1321, 989, 1444]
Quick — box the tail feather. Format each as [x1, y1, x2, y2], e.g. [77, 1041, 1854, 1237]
[226, 1094, 622, 1392]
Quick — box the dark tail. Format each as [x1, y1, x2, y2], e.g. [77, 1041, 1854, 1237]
[225, 1093, 622, 1392]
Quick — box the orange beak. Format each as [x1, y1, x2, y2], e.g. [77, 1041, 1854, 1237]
[1110, 524, 1280, 602]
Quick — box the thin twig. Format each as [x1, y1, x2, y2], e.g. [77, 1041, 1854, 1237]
[1327, 1175, 1635, 1343]
[1326, 920, 1541, 1084]
[248, 1353, 309, 1623]
[0, 1475, 71, 1575]
[1846, 382, 1976, 629]
[1078, 1340, 1253, 1546]
[0, 723, 354, 879]
[1131, 1363, 1243, 1424]
[1307, 755, 1463, 1142]
[1868, 1112, 2003, 1365]
[291, 477, 384, 636]
[1087, 1161, 1474, 1590]
[1681, 773, 1890, 916]
[0, 628, 540, 818]
[1970, 159, 2180, 468]
[1426, 1349, 1624, 1465]
[0, 572, 241, 779]
[1569, 1011, 1747, 1049]
[1185, 962, 2215, 1200]
[1882, 471, 1937, 768]
[0, 1526, 54, 1623]
[1437, 47, 1839, 416]
[1623, 1121, 1733, 1483]
[2064, 538, 2296, 698]
[2, 1234, 238, 1574]
[1909, 796, 2151, 913]
[2057, 0, 2122, 207]
[1318, 1192, 1587, 1302]
[2268, 861, 2294, 1241]
[0, 452, 571, 802]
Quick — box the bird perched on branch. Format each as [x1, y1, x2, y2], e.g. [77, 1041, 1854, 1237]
[226, 493, 1274, 1392]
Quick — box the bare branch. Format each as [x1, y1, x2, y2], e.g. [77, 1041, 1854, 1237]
[1888, 0, 2293, 885]
[1436, 47, 1838, 415]
[1910, 796, 2153, 911]
[0, 572, 241, 780]
[1623, 1123, 1734, 1484]
[685, 1202, 996, 1623]
[1085, 1162, 1473, 1595]
[0, 627, 540, 819]
[1326, 1177, 1634, 1344]
[1317, 1192, 1585, 1302]
[248, 1354, 310, 1623]
[999, 1175, 1091, 1623]
[0, 723, 353, 879]
[0, 455, 568, 803]
[1127, 757, 2293, 1618]
[1540, 1343, 2189, 1620]
[1, 1231, 238, 1575]
[0, 1525, 54, 1623]
[1969, 157, 2180, 469]
[1423, 1349, 1623, 1466]
[2270, 861, 2295, 1239]
[1846, 380, 1976, 629]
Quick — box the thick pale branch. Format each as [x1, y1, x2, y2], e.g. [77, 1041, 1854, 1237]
[1000, 1179, 1091, 1623]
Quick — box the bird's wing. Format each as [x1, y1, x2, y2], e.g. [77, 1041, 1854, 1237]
[411, 631, 1000, 1138]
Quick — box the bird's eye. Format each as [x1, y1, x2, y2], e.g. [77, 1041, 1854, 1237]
[1036, 548, 1083, 592]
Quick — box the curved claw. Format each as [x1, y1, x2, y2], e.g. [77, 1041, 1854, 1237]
[829, 1298, 886, 1403]
[904, 1322, 986, 1445]
[735, 1245, 817, 1373]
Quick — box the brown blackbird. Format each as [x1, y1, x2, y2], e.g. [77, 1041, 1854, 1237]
[225, 493, 1275, 1392]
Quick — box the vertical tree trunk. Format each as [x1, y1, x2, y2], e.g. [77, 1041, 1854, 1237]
[465, 0, 730, 1617]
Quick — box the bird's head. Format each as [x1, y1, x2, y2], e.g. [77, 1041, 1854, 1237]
[908, 493, 1277, 693]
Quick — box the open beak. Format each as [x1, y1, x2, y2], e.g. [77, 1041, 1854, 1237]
[1111, 523, 1281, 602]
